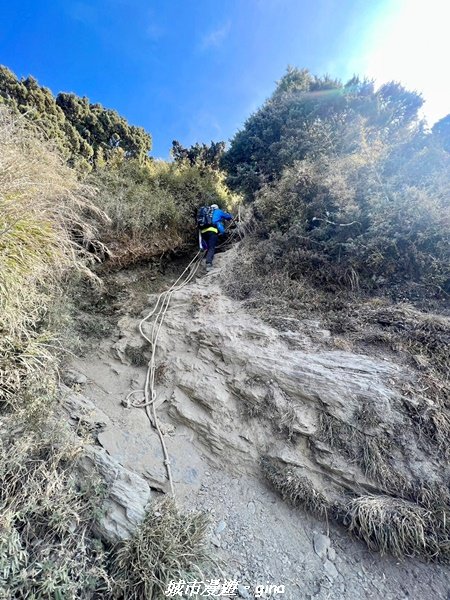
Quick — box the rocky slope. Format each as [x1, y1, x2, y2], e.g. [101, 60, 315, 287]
[62, 246, 450, 599]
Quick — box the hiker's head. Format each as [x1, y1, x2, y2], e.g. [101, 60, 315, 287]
[210, 203, 219, 210]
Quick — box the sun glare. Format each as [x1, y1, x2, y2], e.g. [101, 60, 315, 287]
[362, 0, 450, 125]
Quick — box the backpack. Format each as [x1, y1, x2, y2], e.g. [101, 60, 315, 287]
[196, 205, 215, 229]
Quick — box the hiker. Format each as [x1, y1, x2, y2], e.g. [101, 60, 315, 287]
[197, 203, 233, 270]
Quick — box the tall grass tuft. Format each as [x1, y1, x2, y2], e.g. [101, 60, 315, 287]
[110, 498, 210, 599]
[345, 495, 450, 560]
[261, 458, 329, 517]
[0, 106, 98, 409]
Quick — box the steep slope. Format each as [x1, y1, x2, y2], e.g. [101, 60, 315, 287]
[64, 246, 450, 599]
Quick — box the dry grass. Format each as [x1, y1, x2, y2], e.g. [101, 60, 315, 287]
[368, 305, 449, 363]
[345, 495, 450, 560]
[344, 303, 450, 457]
[261, 458, 329, 517]
[124, 344, 149, 367]
[110, 498, 210, 600]
[0, 425, 109, 598]
[0, 106, 102, 409]
[234, 376, 300, 441]
[318, 412, 409, 496]
[100, 232, 183, 271]
[89, 156, 239, 269]
[409, 481, 450, 511]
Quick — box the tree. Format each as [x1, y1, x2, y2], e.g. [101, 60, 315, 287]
[55, 94, 152, 162]
[222, 67, 423, 200]
[433, 114, 450, 152]
[171, 140, 225, 170]
[0, 65, 152, 170]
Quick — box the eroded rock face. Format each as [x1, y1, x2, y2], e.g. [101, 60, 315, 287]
[78, 445, 152, 542]
[110, 249, 442, 508]
[62, 389, 153, 542]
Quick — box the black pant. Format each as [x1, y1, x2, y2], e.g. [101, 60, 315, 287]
[202, 231, 218, 265]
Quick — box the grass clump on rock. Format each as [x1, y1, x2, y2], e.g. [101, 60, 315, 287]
[345, 495, 450, 561]
[110, 498, 210, 600]
[261, 458, 329, 517]
[263, 455, 450, 562]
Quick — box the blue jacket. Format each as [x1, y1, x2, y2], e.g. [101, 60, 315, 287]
[211, 208, 232, 234]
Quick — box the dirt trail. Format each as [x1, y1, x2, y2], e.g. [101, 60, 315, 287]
[64, 248, 450, 600]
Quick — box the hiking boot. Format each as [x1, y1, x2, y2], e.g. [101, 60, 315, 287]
[206, 263, 212, 272]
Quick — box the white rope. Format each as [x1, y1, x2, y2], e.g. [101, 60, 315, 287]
[127, 251, 203, 497]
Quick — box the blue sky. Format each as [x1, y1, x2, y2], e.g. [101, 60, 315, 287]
[1, 0, 448, 158]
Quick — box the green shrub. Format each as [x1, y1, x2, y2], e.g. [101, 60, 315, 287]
[223, 66, 449, 300]
[251, 137, 450, 297]
[89, 157, 238, 267]
[223, 67, 423, 200]
[0, 65, 152, 170]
